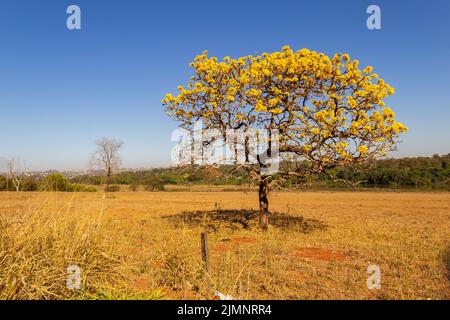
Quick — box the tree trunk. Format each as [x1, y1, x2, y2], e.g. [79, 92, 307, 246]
[105, 167, 112, 193]
[13, 177, 20, 192]
[258, 176, 269, 230]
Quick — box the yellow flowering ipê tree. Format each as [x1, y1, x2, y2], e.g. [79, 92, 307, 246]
[162, 46, 408, 230]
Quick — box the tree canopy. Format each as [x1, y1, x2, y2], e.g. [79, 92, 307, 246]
[163, 46, 408, 173]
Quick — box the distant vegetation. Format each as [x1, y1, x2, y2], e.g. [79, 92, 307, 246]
[0, 172, 97, 192]
[0, 154, 449, 192]
[324, 154, 450, 189]
[77, 153, 450, 191]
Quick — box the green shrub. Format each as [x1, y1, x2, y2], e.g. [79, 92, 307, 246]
[45, 173, 67, 191]
[144, 177, 165, 191]
[67, 184, 97, 192]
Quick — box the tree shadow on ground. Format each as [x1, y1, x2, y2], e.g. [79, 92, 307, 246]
[164, 209, 327, 233]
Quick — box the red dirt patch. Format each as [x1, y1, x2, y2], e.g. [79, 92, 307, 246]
[291, 247, 346, 262]
[213, 236, 257, 254]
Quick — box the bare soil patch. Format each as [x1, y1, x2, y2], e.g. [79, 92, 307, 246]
[290, 247, 346, 262]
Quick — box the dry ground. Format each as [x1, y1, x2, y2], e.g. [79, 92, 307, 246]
[0, 190, 449, 300]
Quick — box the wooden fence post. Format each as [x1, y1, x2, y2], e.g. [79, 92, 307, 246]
[201, 231, 211, 274]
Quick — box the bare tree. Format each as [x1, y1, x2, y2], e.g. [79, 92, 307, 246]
[4, 158, 26, 192]
[90, 137, 124, 192]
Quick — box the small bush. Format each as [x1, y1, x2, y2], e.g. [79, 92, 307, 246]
[144, 177, 165, 191]
[45, 173, 67, 191]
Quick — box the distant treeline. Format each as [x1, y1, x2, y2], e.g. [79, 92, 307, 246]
[324, 154, 450, 189]
[1, 154, 449, 191]
[75, 153, 450, 191]
[0, 172, 97, 192]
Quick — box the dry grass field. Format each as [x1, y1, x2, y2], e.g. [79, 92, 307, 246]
[0, 190, 449, 300]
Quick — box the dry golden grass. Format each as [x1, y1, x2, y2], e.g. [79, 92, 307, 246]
[0, 190, 449, 300]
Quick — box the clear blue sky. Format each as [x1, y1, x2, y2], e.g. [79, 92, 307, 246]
[0, 0, 449, 171]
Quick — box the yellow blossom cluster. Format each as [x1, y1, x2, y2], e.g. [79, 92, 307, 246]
[162, 46, 408, 166]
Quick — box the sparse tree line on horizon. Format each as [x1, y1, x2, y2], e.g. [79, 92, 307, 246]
[0, 137, 123, 193]
[1, 153, 449, 192]
[0, 171, 97, 192]
[78, 153, 450, 191]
